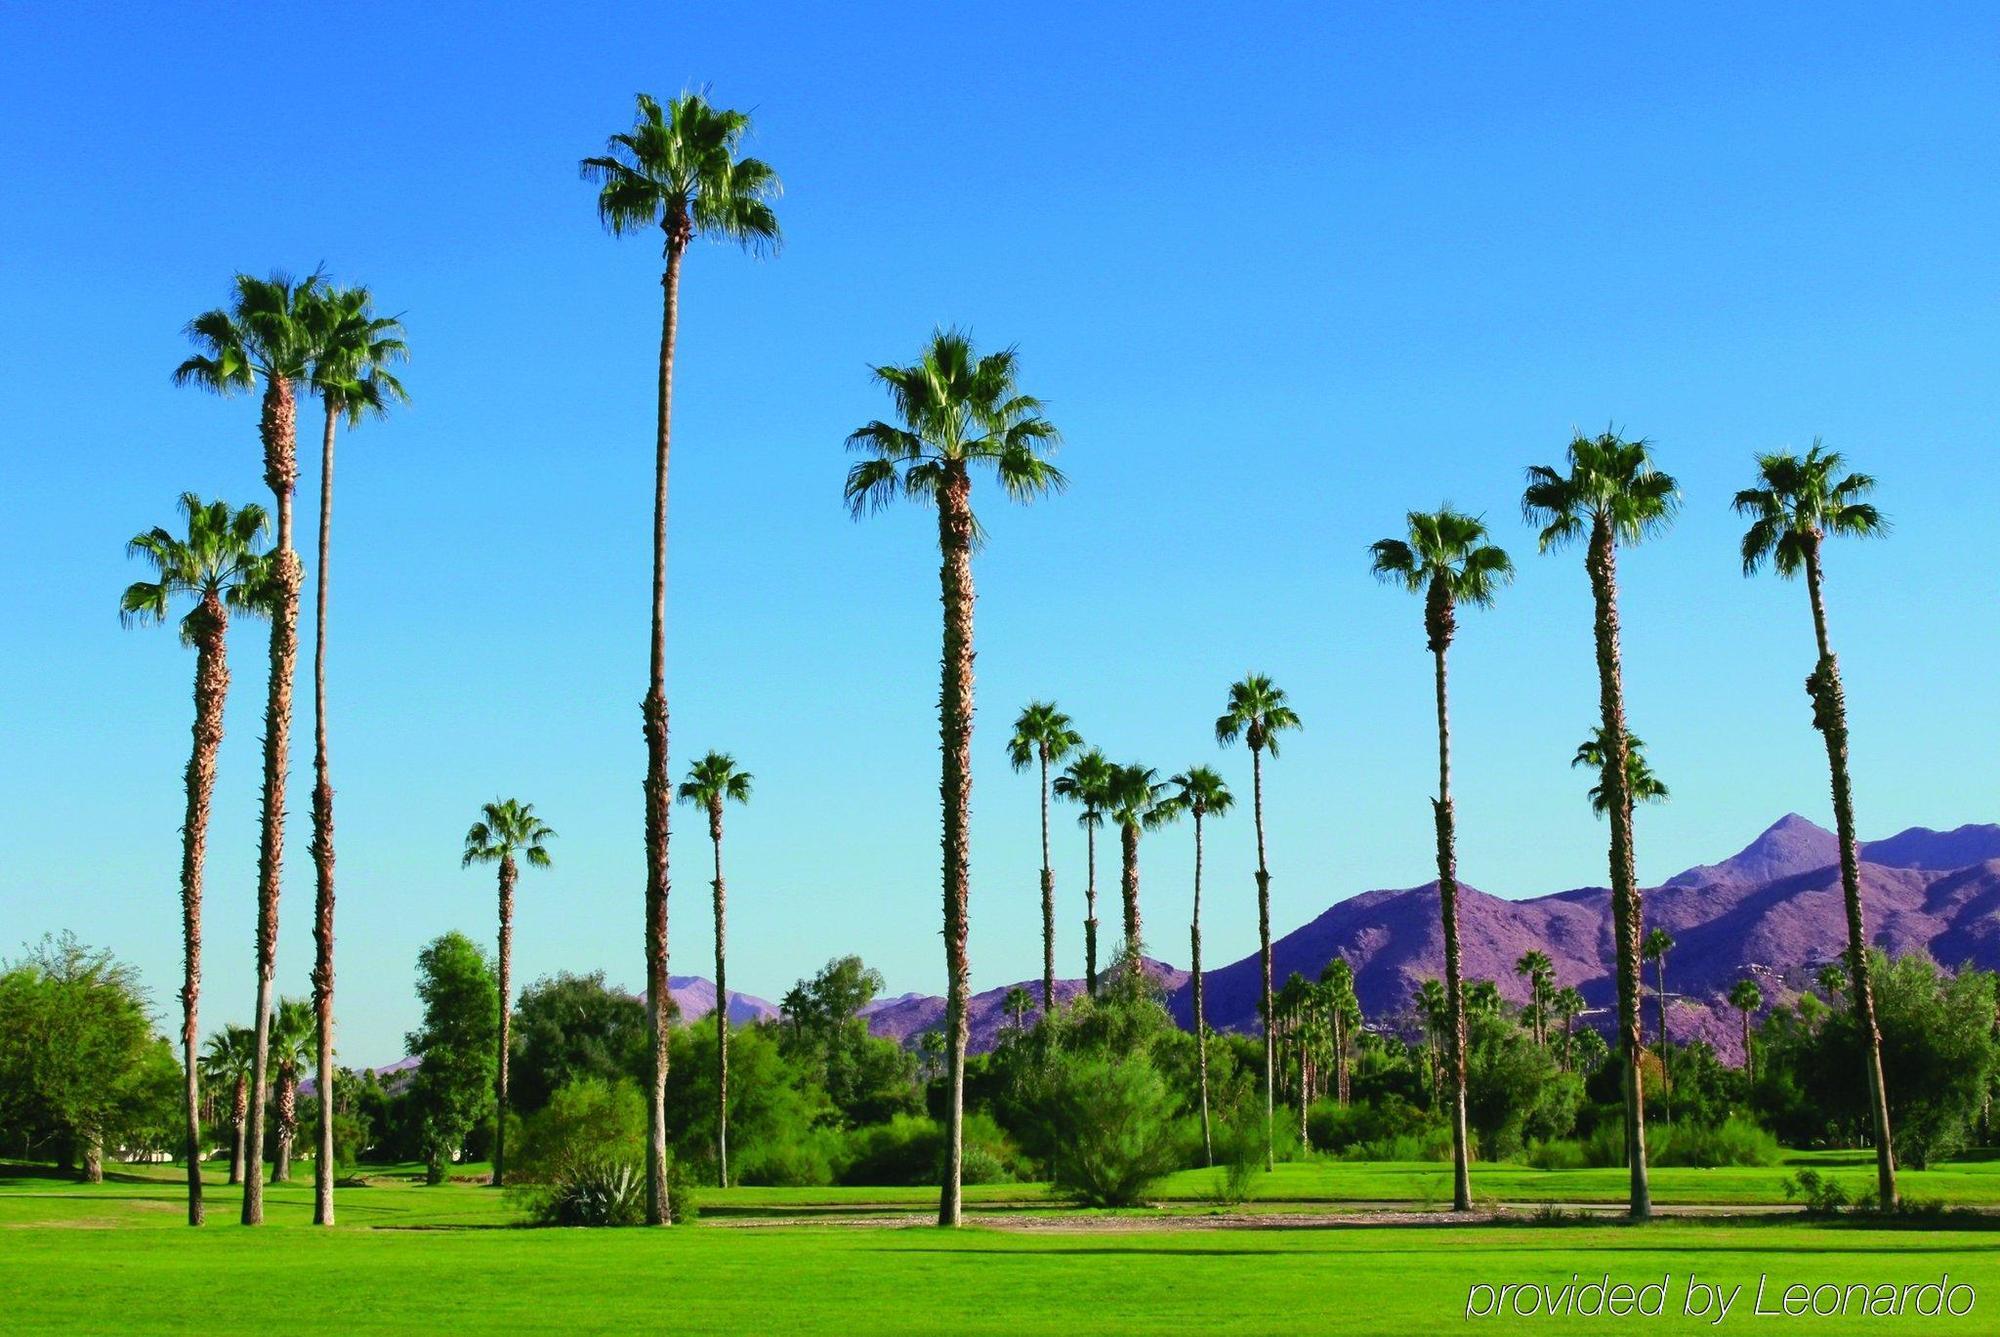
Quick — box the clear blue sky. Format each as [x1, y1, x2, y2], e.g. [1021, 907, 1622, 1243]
[2, 3, 1994, 1064]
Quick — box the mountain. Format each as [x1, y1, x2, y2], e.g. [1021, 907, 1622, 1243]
[668, 976, 778, 1026]
[863, 959, 1189, 1053]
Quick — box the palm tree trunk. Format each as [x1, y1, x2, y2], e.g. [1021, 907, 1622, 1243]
[179, 600, 228, 1226]
[1191, 810, 1212, 1167]
[244, 373, 301, 1227]
[642, 225, 688, 1227]
[493, 855, 515, 1187]
[1742, 1009, 1753, 1082]
[710, 803, 729, 1190]
[936, 464, 975, 1228]
[1120, 822, 1142, 955]
[1584, 518, 1651, 1220]
[1430, 628, 1474, 1213]
[229, 1080, 246, 1185]
[1251, 745, 1274, 1173]
[272, 1073, 296, 1183]
[1655, 955, 1671, 1123]
[1038, 749, 1055, 1015]
[1802, 543, 1896, 1207]
[82, 1131, 103, 1183]
[310, 400, 339, 1227]
[1083, 822, 1099, 997]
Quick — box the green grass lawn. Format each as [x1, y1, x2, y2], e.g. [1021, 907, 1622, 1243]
[4, 1158, 1997, 1334]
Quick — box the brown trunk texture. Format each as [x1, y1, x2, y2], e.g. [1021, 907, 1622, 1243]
[180, 600, 228, 1226]
[1038, 749, 1055, 1015]
[1252, 745, 1275, 1172]
[494, 856, 515, 1188]
[711, 802, 730, 1189]
[937, 466, 975, 1227]
[1192, 810, 1212, 1167]
[1429, 620, 1474, 1213]
[1083, 823, 1099, 996]
[1120, 822, 1142, 954]
[310, 401, 339, 1226]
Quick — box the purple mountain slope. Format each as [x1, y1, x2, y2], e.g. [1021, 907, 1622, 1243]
[667, 975, 779, 1026]
[863, 958, 1189, 1053]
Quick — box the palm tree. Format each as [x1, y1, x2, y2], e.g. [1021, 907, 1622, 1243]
[1729, 978, 1764, 1082]
[1159, 766, 1234, 1164]
[1053, 749, 1113, 995]
[1104, 764, 1170, 958]
[1642, 927, 1675, 1120]
[1007, 703, 1082, 1013]
[266, 998, 315, 1183]
[843, 329, 1063, 1227]
[175, 271, 326, 1225]
[677, 752, 752, 1188]
[1215, 675, 1302, 1172]
[1319, 957, 1358, 1106]
[1514, 950, 1554, 1046]
[200, 1025, 256, 1185]
[1734, 441, 1896, 1207]
[122, 494, 271, 1225]
[1002, 985, 1034, 1033]
[1370, 507, 1512, 1211]
[1815, 960, 1850, 1001]
[1552, 987, 1588, 1072]
[583, 91, 781, 1227]
[461, 799, 556, 1189]
[1523, 429, 1679, 1221]
[300, 283, 407, 1226]
[1413, 978, 1448, 1104]
[1572, 728, 1670, 815]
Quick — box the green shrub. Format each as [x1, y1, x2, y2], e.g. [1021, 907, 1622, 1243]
[1524, 1137, 1588, 1171]
[530, 1157, 644, 1227]
[1035, 1052, 1185, 1206]
[1205, 1114, 1264, 1205]
[1525, 1114, 1778, 1170]
[1339, 1128, 1454, 1162]
[1783, 1167, 1851, 1214]
[732, 1125, 843, 1187]
[666, 1156, 700, 1224]
[840, 1112, 1021, 1186]
[512, 1077, 645, 1178]
[1309, 1096, 1441, 1156]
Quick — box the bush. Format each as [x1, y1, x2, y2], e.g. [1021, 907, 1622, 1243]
[1308, 1095, 1440, 1156]
[530, 1157, 645, 1227]
[1783, 1167, 1851, 1214]
[512, 1077, 645, 1178]
[840, 1112, 1022, 1187]
[1524, 1114, 1778, 1170]
[1205, 1113, 1264, 1205]
[1339, 1128, 1454, 1162]
[1036, 1053, 1185, 1206]
[732, 1126, 844, 1188]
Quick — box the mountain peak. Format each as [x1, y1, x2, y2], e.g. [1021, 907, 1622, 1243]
[1664, 813, 1837, 888]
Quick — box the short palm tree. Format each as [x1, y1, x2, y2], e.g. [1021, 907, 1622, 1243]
[300, 282, 407, 1226]
[1001, 985, 1035, 1033]
[266, 998, 315, 1184]
[175, 269, 326, 1226]
[843, 328, 1063, 1227]
[1572, 728, 1670, 815]
[1514, 950, 1554, 1047]
[1007, 703, 1082, 1013]
[1104, 763, 1170, 959]
[1642, 927, 1675, 1120]
[1159, 766, 1234, 1164]
[1729, 978, 1764, 1082]
[1735, 441, 1896, 1206]
[461, 799, 555, 1189]
[1052, 748, 1114, 994]
[1523, 429, 1679, 1221]
[122, 493, 271, 1225]
[1370, 507, 1511, 1211]
[1413, 978, 1448, 1102]
[200, 1025, 256, 1185]
[1215, 675, 1302, 1172]
[583, 91, 780, 1227]
[677, 753, 752, 1187]
[1551, 987, 1588, 1072]
[1319, 958, 1359, 1106]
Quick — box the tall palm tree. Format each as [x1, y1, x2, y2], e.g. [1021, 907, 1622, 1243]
[200, 1025, 256, 1185]
[174, 272, 325, 1226]
[677, 752, 752, 1188]
[1729, 978, 1764, 1082]
[1551, 987, 1587, 1072]
[1735, 442, 1896, 1206]
[583, 91, 781, 1226]
[1007, 703, 1082, 1013]
[266, 998, 315, 1183]
[1514, 950, 1554, 1046]
[1159, 766, 1234, 1165]
[1523, 429, 1679, 1221]
[122, 494, 271, 1225]
[1053, 748, 1113, 994]
[1642, 927, 1675, 1120]
[1320, 958, 1358, 1106]
[843, 328, 1063, 1228]
[1370, 507, 1512, 1211]
[300, 283, 407, 1226]
[461, 799, 556, 1189]
[1104, 763, 1170, 958]
[1215, 675, 1302, 1172]
[1572, 728, 1670, 815]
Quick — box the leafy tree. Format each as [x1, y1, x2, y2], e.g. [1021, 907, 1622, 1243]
[1729, 979, 1764, 1082]
[120, 492, 270, 1224]
[1215, 674, 1302, 1171]
[405, 933, 499, 1185]
[174, 270, 325, 1225]
[667, 1022, 836, 1186]
[1158, 765, 1233, 1164]
[509, 971, 651, 1115]
[462, 799, 555, 1187]
[677, 752, 752, 1186]
[1572, 728, 1669, 815]
[843, 329, 1063, 1226]
[583, 91, 781, 1227]
[777, 957, 921, 1128]
[1734, 441, 1896, 1205]
[300, 280, 407, 1226]
[1523, 429, 1680, 1220]
[1007, 703, 1082, 1013]
[1464, 1006, 1578, 1160]
[1052, 748, 1114, 994]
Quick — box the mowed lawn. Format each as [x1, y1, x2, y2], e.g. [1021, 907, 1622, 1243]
[4, 1161, 1998, 1335]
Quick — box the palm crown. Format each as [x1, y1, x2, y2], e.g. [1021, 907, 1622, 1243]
[843, 330, 1064, 530]
[120, 493, 272, 644]
[173, 272, 325, 395]
[1053, 748, 1113, 827]
[1522, 430, 1681, 551]
[1214, 675, 1302, 755]
[677, 752, 754, 810]
[1105, 764, 1169, 830]
[462, 799, 556, 870]
[1160, 766, 1234, 821]
[1571, 728, 1669, 815]
[201, 1024, 256, 1083]
[306, 284, 410, 424]
[1732, 442, 1885, 577]
[1369, 508, 1514, 650]
[268, 998, 318, 1074]
[1642, 928, 1674, 961]
[581, 92, 781, 254]
[1729, 978, 1763, 1013]
[1006, 701, 1081, 771]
